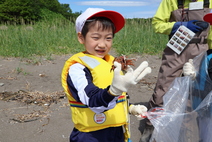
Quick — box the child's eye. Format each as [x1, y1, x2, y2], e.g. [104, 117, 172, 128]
[106, 37, 113, 40]
[92, 37, 99, 40]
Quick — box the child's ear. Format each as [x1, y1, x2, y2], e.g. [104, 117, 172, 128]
[77, 32, 84, 44]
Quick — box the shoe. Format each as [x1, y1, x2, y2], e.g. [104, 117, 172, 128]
[140, 124, 154, 142]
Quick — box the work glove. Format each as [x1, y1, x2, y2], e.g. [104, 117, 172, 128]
[108, 61, 152, 96]
[171, 20, 203, 35]
[183, 59, 196, 79]
[186, 20, 203, 33]
[129, 104, 147, 120]
[194, 21, 209, 30]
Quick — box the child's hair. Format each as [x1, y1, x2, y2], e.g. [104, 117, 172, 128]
[81, 17, 116, 38]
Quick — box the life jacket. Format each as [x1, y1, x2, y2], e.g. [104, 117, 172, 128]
[61, 52, 130, 141]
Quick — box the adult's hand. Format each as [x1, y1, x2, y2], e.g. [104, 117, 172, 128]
[186, 20, 203, 33]
[183, 59, 196, 79]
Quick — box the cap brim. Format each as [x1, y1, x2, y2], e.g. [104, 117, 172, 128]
[203, 13, 212, 25]
[87, 10, 125, 33]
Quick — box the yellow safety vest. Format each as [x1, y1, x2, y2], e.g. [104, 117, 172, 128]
[61, 52, 130, 140]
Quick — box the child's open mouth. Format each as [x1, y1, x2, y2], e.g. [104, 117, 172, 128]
[96, 50, 105, 54]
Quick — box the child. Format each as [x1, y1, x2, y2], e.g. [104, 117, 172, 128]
[61, 8, 151, 142]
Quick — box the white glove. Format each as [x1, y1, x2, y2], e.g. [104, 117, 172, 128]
[109, 61, 152, 96]
[183, 59, 196, 79]
[129, 104, 147, 120]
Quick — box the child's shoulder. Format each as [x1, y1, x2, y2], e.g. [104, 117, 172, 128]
[68, 52, 84, 60]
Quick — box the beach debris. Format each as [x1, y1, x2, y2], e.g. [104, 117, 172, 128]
[11, 110, 48, 123]
[111, 55, 136, 71]
[39, 73, 45, 77]
[0, 90, 66, 106]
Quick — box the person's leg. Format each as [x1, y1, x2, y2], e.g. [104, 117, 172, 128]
[140, 120, 154, 142]
[140, 47, 184, 142]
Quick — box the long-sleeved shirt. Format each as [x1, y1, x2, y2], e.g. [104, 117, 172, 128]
[67, 63, 118, 114]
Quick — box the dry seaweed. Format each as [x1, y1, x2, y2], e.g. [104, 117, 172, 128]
[111, 55, 137, 71]
[11, 110, 48, 123]
[0, 90, 66, 106]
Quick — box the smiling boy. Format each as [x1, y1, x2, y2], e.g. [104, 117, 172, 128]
[61, 8, 151, 142]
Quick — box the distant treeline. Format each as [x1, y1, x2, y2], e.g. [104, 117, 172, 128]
[0, 0, 80, 24]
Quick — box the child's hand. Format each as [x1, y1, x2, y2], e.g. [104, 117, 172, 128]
[108, 61, 151, 96]
[129, 104, 147, 120]
[183, 59, 196, 79]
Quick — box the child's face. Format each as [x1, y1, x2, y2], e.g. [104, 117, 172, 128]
[78, 22, 113, 58]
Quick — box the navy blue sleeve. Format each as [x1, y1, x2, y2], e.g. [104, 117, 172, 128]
[67, 63, 118, 113]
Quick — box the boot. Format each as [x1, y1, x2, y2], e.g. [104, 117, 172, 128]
[140, 124, 154, 142]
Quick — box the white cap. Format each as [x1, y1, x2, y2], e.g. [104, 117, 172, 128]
[75, 8, 125, 33]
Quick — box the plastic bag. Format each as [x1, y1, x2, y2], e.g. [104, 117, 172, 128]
[147, 51, 212, 142]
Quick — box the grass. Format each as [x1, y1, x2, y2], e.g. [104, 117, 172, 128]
[0, 18, 168, 59]
[113, 18, 168, 55]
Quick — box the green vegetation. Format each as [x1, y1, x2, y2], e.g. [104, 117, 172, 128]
[0, 1, 168, 59]
[0, 0, 80, 24]
[0, 18, 168, 59]
[113, 18, 167, 55]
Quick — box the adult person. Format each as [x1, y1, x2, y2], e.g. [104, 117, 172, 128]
[141, 0, 212, 141]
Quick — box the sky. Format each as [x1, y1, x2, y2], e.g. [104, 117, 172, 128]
[58, 0, 162, 19]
